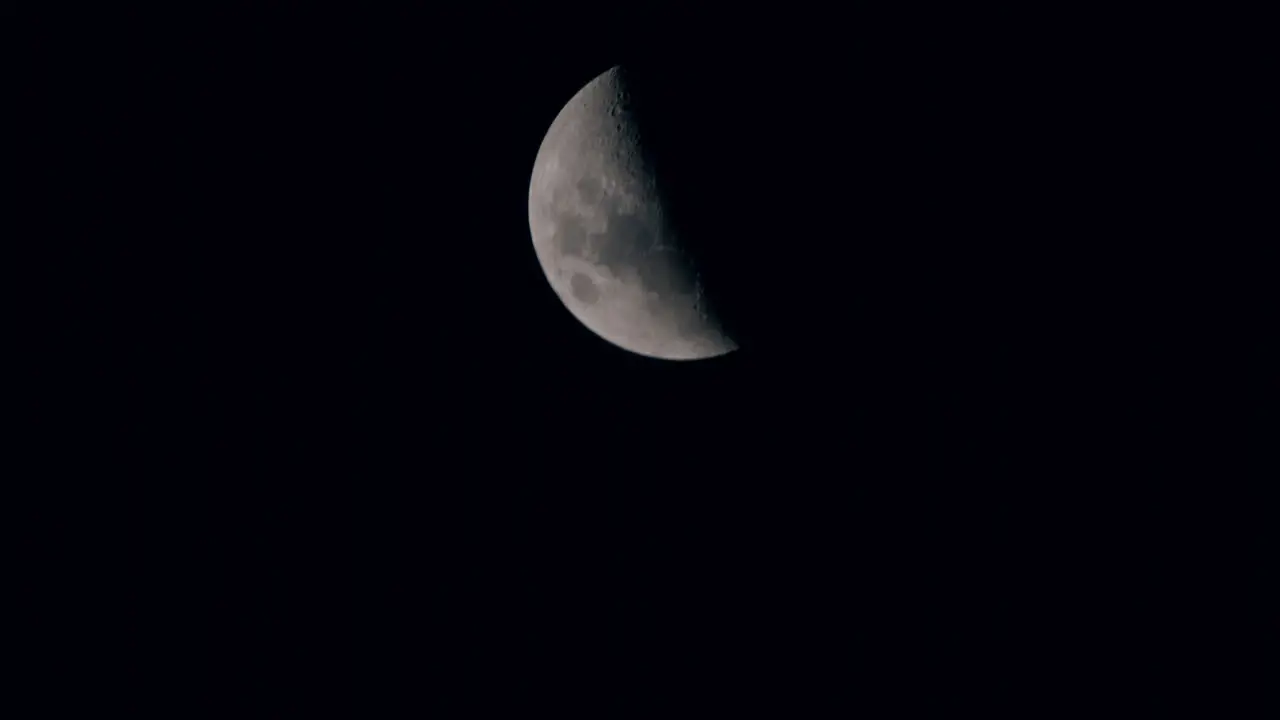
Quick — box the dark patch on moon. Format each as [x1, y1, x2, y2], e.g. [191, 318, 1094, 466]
[570, 272, 600, 304]
[590, 208, 690, 297]
[575, 176, 602, 206]
[592, 208, 646, 273]
[636, 247, 689, 297]
[556, 213, 588, 258]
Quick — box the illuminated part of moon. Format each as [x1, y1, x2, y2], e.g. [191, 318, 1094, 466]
[527, 66, 737, 361]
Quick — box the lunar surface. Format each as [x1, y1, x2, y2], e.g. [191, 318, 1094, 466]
[528, 66, 737, 360]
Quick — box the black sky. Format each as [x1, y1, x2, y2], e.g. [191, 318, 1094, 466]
[13, 6, 1247, 715]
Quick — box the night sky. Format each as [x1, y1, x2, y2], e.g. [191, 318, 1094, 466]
[15, 6, 1241, 715]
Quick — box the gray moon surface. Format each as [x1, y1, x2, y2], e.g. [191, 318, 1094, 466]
[528, 66, 737, 361]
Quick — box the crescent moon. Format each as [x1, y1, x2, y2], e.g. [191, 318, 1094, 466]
[527, 66, 737, 361]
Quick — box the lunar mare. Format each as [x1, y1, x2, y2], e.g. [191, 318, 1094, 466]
[528, 66, 736, 360]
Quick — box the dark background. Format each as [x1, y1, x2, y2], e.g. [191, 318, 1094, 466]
[12, 6, 1253, 715]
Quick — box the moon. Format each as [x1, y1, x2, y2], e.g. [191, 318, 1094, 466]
[528, 66, 737, 361]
